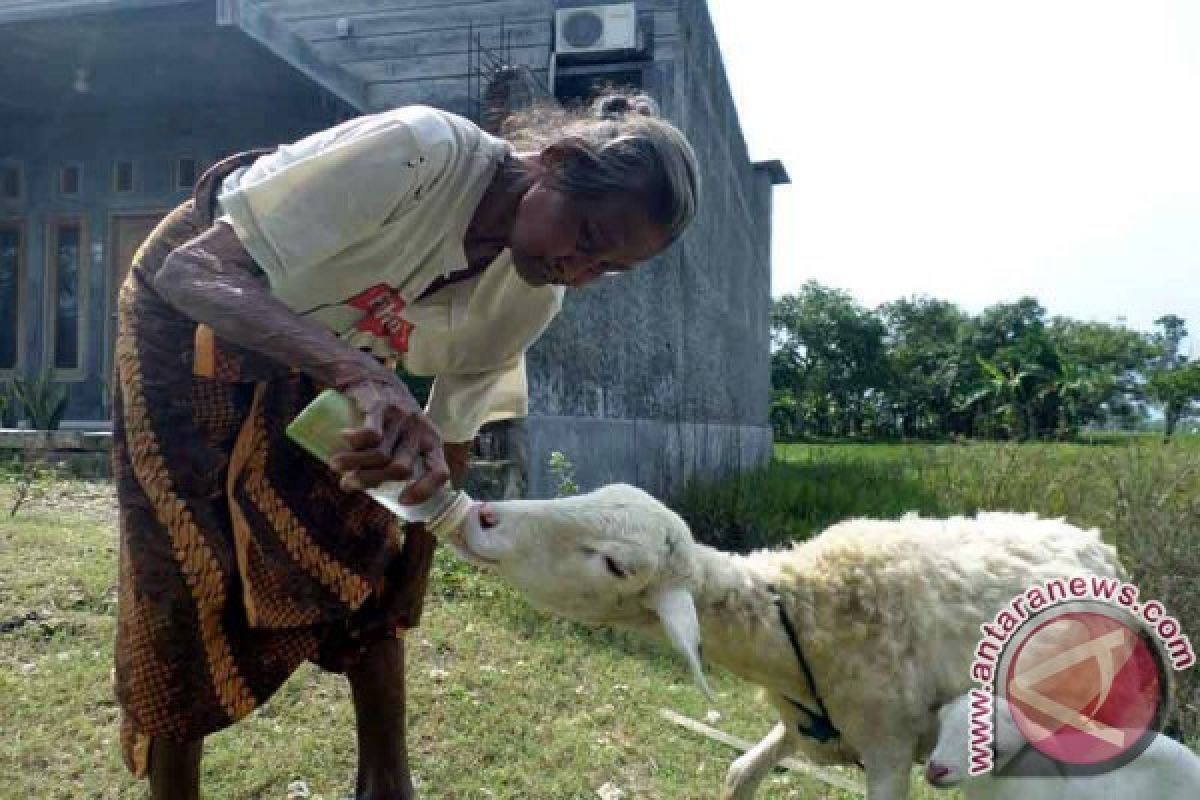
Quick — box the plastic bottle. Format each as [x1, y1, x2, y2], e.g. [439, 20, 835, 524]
[285, 388, 473, 539]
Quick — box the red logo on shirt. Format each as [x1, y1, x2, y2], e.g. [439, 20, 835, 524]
[346, 284, 415, 353]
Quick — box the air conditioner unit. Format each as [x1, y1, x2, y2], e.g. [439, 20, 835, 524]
[555, 3, 640, 57]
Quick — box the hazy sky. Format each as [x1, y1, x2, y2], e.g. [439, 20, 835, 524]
[707, 0, 1199, 349]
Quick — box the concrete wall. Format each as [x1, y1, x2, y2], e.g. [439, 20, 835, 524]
[673, 0, 773, 429]
[0, 96, 348, 421]
[523, 0, 775, 498]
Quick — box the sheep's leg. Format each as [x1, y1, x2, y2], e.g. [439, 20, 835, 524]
[861, 744, 913, 800]
[719, 721, 798, 800]
[348, 637, 417, 800]
[146, 736, 202, 799]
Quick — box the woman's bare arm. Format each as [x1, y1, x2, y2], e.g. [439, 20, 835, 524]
[154, 221, 396, 393]
[154, 221, 450, 501]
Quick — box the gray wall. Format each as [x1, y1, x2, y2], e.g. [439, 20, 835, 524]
[523, 0, 775, 498]
[673, 0, 773, 430]
[0, 97, 347, 420]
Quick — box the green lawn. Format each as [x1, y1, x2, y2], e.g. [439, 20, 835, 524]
[3, 437, 1198, 798]
[0, 479, 935, 800]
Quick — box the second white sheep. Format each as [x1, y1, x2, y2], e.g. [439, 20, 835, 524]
[927, 691, 1200, 799]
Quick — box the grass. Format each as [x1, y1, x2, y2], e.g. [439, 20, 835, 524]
[2, 438, 1197, 797]
[0, 479, 926, 800]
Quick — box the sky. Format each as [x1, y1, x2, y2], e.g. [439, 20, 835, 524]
[706, 0, 1200, 351]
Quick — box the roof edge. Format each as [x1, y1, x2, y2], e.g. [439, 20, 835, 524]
[0, 0, 197, 25]
[224, 0, 368, 113]
[752, 159, 791, 186]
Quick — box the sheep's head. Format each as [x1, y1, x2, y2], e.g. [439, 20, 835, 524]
[450, 484, 710, 695]
[926, 693, 1026, 788]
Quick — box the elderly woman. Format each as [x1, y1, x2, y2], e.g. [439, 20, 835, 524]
[111, 92, 698, 799]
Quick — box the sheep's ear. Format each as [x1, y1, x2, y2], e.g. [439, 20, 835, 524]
[648, 585, 713, 700]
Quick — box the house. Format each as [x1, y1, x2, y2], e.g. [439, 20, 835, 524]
[0, 0, 787, 498]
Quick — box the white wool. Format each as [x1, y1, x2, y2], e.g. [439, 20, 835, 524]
[929, 693, 1200, 799]
[455, 484, 1126, 800]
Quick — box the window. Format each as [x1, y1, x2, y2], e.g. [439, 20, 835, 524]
[113, 160, 135, 193]
[47, 219, 87, 375]
[1, 162, 22, 200]
[176, 157, 197, 190]
[60, 163, 82, 197]
[0, 224, 21, 371]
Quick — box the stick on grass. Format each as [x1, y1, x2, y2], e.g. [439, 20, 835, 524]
[659, 708, 866, 795]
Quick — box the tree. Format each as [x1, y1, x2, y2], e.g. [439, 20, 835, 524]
[1152, 314, 1189, 369]
[769, 389, 800, 440]
[1145, 364, 1200, 440]
[964, 299, 1062, 438]
[771, 283, 1190, 443]
[879, 296, 973, 437]
[960, 356, 1054, 440]
[771, 282, 889, 438]
[972, 297, 1052, 361]
[1144, 316, 1199, 440]
[1042, 359, 1113, 437]
[1046, 318, 1155, 430]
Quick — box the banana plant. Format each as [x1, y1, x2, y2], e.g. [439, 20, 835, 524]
[958, 356, 1050, 439]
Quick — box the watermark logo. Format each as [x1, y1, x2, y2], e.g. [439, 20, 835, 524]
[1005, 608, 1163, 767]
[969, 576, 1193, 776]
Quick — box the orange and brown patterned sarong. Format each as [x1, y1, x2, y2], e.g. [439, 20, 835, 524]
[111, 153, 436, 777]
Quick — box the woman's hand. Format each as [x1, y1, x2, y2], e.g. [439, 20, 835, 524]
[442, 441, 474, 488]
[330, 377, 450, 504]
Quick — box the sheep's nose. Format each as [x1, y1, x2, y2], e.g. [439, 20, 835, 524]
[925, 762, 951, 785]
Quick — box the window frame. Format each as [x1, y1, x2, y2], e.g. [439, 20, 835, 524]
[58, 162, 84, 198]
[175, 156, 199, 191]
[44, 215, 90, 381]
[112, 159, 136, 194]
[0, 219, 26, 378]
[0, 160, 24, 202]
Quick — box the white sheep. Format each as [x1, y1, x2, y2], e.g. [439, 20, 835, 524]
[927, 692, 1200, 798]
[450, 484, 1124, 800]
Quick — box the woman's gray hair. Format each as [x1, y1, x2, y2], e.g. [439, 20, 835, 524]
[503, 90, 700, 243]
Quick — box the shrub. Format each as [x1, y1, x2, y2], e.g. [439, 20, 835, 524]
[12, 372, 68, 431]
[0, 382, 15, 427]
[548, 450, 579, 498]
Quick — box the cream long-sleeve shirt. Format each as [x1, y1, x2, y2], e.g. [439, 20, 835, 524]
[216, 105, 564, 442]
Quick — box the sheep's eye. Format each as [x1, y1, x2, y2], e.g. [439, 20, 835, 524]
[603, 556, 628, 579]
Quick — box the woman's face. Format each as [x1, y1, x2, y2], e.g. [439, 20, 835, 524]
[509, 181, 671, 288]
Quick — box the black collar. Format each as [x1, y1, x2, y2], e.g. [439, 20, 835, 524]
[770, 585, 842, 744]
